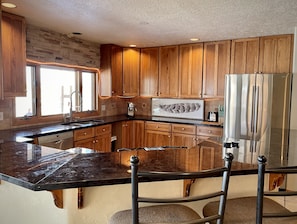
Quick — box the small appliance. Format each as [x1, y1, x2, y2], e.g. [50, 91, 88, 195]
[127, 102, 135, 117]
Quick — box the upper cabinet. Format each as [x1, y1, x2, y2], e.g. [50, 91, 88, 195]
[179, 43, 203, 98]
[259, 34, 293, 73]
[122, 48, 140, 96]
[140, 47, 159, 97]
[203, 40, 231, 98]
[159, 45, 179, 97]
[1, 12, 26, 98]
[100, 44, 123, 96]
[230, 38, 259, 74]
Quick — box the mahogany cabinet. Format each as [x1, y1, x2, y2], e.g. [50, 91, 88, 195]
[1, 12, 26, 98]
[259, 34, 293, 73]
[203, 40, 231, 98]
[158, 45, 179, 97]
[230, 38, 259, 74]
[100, 44, 123, 96]
[179, 43, 203, 98]
[122, 48, 140, 96]
[140, 47, 159, 97]
[144, 121, 172, 147]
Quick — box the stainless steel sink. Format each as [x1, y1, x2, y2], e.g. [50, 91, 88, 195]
[62, 119, 104, 127]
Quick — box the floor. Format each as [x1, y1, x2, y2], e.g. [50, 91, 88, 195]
[272, 196, 297, 211]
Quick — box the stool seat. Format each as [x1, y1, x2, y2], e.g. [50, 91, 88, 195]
[203, 196, 297, 224]
[110, 204, 201, 224]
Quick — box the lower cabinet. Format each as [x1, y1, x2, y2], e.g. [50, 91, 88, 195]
[144, 121, 172, 147]
[172, 123, 197, 149]
[74, 124, 112, 152]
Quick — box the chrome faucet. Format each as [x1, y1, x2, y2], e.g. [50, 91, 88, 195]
[69, 90, 82, 122]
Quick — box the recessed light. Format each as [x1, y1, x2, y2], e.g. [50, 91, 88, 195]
[1, 2, 17, 8]
[190, 38, 199, 41]
[129, 44, 136, 47]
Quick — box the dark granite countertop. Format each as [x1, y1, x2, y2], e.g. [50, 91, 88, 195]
[0, 141, 256, 191]
[0, 115, 222, 143]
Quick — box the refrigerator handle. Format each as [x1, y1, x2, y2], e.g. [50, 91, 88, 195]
[253, 86, 259, 134]
[251, 86, 256, 133]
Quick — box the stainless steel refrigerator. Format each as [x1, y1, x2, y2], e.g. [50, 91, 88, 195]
[223, 73, 292, 165]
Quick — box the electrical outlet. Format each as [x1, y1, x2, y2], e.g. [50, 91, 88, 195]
[0, 112, 3, 121]
[101, 105, 106, 111]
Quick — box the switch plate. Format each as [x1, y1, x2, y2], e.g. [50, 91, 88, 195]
[101, 105, 106, 111]
[0, 112, 3, 121]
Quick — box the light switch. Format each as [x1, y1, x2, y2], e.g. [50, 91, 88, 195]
[0, 112, 3, 121]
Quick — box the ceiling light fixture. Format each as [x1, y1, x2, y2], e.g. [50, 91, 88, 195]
[1, 2, 17, 8]
[129, 44, 136, 47]
[190, 38, 199, 41]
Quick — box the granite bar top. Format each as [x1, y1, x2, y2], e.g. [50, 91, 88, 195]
[0, 141, 256, 191]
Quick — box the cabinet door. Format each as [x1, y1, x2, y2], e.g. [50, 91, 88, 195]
[2, 12, 26, 97]
[259, 34, 293, 73]
[140, 47, 159, 96]
[100, 44, 123, 96]
[203, 40, 231, 98]
[74, 138, 94, 149]
[94, 133, 111, 152]
[145, 130, 171, 147]
[121, 121, 135, 148]
[179, 43, 203, 98]
[230, 38, 259, 74]
[123, 48, 140, 96]
[172, 133, 196, 149]
[159, 45, 179, 97]
[74, 127, 94, 141]
[134, 120, 145, 148]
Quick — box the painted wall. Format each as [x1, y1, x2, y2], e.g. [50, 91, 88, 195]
[0, 175, 258, 224]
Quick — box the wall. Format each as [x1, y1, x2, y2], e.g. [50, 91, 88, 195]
[0, 175, 258, 224]
[26, 24, 100, 68]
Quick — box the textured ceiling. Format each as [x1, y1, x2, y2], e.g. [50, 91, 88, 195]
[3, 0, 297, 47]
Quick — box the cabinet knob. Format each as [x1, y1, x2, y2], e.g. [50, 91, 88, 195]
[102, 128, 105, 132]
[84, 132, 87, 135]
[182, 128, 185, 131]
[208, 130, 212, 133]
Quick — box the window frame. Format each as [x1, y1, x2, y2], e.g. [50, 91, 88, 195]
[12, 61, 100, 127]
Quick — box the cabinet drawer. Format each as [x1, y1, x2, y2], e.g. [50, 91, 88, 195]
[145, 121, 171, 132]
[74, 127, 94, 141]
[196, 126, 223, 137]
[95, 124, 111, 136]
[172, 124, 196, 135]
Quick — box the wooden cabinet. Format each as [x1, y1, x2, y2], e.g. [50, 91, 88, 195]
[172, 124, 197, 149]
[203, 40, 231, 98]
[179, 43, 203, 98]
[140, 47, 159, 96]
[112, 121, 135, 150]
[1, 12, 26, 98]
[74, 125, 112, 152]
[259, 34, 293, 73]
[145, 121, 172, 147]
[196, 125, 223, 141]
[230, 38, 259, 74]
[134, 120, 145, 148]
[159, 45, 179, 97]
[94, 125, 112, 152]
[123, 48, 140, 96]
[100, 44, 123, 96]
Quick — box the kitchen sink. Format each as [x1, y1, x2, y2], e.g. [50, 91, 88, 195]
[62, 119, 105, 127]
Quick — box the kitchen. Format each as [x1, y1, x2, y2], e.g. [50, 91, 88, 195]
[0, 1, 297, 224]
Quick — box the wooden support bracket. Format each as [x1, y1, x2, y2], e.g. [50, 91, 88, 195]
[49, 187, 84, 209]
[49, 190, 63, 209]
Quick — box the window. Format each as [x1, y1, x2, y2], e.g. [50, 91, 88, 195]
[15, 65, 97, 118]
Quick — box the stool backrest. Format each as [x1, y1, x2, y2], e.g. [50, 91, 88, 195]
[256, 155, 297, 224]
[130, 153, 234, 224]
